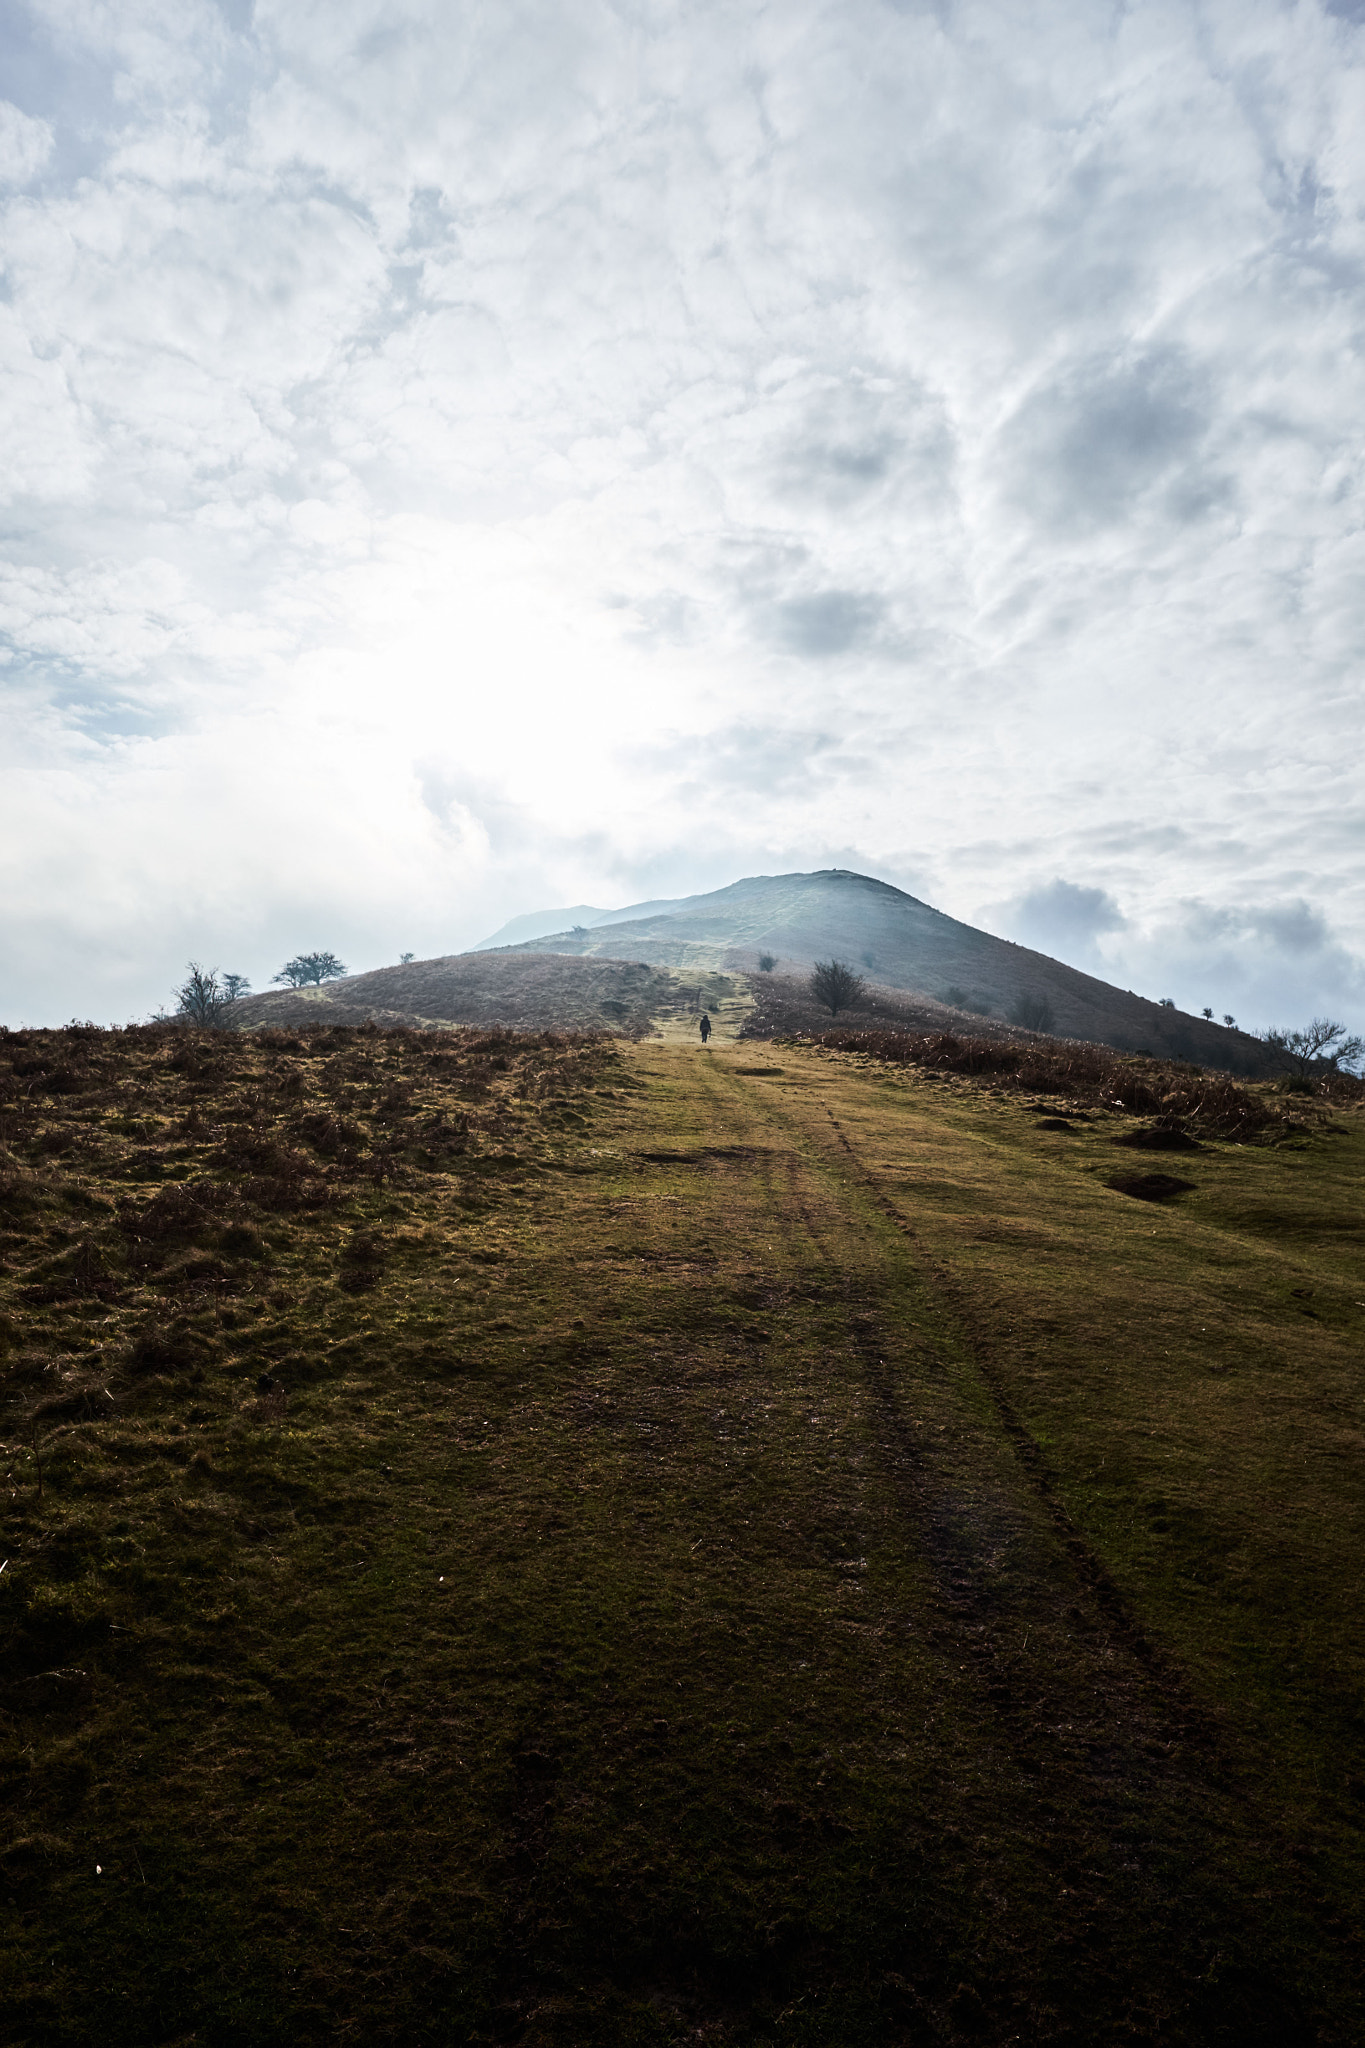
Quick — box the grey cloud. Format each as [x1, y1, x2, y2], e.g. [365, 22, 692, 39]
[1000, 348, 1215, 534]
[1189, 898, 1335, 959]
[1113, 896, 1365, 1030]
[997, 878, 1128, 958]
[1247, 902, 1333, 955]
[766, 590, 886, 658]
[772, 375, 955, 514]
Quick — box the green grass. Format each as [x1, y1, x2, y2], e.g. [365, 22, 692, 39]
[2, 1023, 1362, 2043]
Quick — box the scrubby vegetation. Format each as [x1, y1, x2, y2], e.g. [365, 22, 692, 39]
[1, 1020, 631, 2040]
[794, 1025, 1363, 1139]
[743, 971, 1016, 1044]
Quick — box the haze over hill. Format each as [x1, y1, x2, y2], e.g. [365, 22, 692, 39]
[492, 869, 1268, 1071]
[474, 898, 690, 950]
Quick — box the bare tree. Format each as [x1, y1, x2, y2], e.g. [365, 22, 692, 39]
[809, 959, 866, 1016]
[1008, 991, 1055, 1032]
[174, 963, 248, 1026]
[1260, 1018, 1365, 1082]
[272, 951, 348, 988]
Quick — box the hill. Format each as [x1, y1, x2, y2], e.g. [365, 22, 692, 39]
[496, 868, 1270, 1072]
[226, 954, 1039, 1057]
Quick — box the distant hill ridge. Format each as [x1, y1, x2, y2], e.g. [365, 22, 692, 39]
[488, 867, 1267, 1071]
[231, 869, 1270, 1074]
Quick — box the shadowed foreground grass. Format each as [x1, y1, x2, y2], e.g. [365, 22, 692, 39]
[2, 1023, 1363, 2044]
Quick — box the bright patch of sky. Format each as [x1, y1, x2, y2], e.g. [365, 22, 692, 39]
[1, 0, 1362, 1027]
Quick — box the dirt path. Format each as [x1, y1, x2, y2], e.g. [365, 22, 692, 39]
[648, 969, 753, 1044]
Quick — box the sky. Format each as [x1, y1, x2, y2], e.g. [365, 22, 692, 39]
[2, 0, 1363, 1030]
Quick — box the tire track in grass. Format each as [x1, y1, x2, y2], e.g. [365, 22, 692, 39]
[815, 1095, 1194, 1696]
[687, 1049, 1322, 2043]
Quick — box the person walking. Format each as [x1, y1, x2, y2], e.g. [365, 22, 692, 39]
[699, 1012, 712, 1044]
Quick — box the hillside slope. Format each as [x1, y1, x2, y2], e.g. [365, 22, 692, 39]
[499, 868, 1269, 1072]
[227, 953, 675, 1036]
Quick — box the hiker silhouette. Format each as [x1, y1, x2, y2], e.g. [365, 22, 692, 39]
[699, 1013, 712, 1043]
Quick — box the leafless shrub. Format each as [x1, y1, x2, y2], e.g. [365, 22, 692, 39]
[809, 960, 867, 1017]
[1008, 991, 1055, 1032]
[1260, 1018, 1365, 1082]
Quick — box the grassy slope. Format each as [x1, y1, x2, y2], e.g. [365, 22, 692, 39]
[2, 1028, 1362, 2045]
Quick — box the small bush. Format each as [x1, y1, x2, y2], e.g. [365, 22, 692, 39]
[1008, 992, 1055, 1032]
[809, 960, 866, 1017]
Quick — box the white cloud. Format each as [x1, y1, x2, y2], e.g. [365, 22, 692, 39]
[1, 0, 1364, 1024]
[0, 101, 53, 184]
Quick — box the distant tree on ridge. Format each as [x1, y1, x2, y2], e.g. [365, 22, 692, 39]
[174, 963, 250, 1026]
[272, 952, 348, 989]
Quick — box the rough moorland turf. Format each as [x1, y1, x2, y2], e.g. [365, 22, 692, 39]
[2, 1024, 1363, 2045]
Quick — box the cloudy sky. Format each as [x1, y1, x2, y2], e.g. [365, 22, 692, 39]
[3, 0, 1363, 1028]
